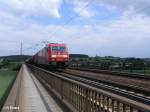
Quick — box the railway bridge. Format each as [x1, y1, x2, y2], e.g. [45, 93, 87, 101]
[1, 64, 150, 112]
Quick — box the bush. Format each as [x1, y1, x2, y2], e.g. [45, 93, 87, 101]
[12, 64, 22, 71]
[1, 59, 10, 67]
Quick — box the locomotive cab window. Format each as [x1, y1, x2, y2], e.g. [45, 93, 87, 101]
[52, 46, 66, 51]
[59, 46, 66, 51]
[52, 46, 58, 51]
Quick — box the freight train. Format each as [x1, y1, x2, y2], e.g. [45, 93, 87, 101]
[27, 43, 69, 68]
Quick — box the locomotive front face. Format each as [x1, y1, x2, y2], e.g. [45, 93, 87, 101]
[48, 44, 69, 67]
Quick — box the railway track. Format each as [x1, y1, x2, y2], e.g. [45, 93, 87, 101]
[55, 71, 150, 105]
[69, 67, 150, 80]
[63, 70, 150, 96]
[29, 64, 150, 104]
[65, 68, 150, 93]
[27, 64, 150, 112]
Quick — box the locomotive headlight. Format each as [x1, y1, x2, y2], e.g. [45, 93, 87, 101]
[63, 55, 68, 58]
[51, 55, 56, 58]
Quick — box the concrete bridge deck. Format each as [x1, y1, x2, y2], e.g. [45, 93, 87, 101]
[2, 64, 63, 112]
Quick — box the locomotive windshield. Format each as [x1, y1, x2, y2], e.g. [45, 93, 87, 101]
[52, 46, 66, 51]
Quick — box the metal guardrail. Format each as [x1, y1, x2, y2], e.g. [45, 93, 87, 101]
[57, 72, 150, 105]
[63, 70, 150, 103]
[28, 64, 150, 112]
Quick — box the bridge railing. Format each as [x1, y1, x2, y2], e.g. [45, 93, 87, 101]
[28, 64, 150, 112]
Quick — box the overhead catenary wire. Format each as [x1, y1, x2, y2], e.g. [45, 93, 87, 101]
[48, 0, 94, 39]
[49, 1, 150, 42]
[67, 2, 150, 37]
[61, 2, 150, 57]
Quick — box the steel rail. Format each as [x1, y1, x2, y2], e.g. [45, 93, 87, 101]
[69, 67, 150, 80]
[56, 72, 150, 105]
[63, 70, 150, 96]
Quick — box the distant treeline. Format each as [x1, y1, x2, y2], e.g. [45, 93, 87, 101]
[0, 54, 89, 62]
[70, 55, 150, 71]
[0, 55, 31, 62]
[69, 54, 89, 58]
[1, 54, 150, 68]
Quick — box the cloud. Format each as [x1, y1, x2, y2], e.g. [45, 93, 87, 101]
[91, 0, 150, 17]
[1, 0, 150, 19]
[0, 0, 97, 19]
[72, 1, 96, 18]
[74, 0, 150, 17]
[0, 0, 150, 57]
[1, 12, 150, 57]
[0, 0, 62, 18]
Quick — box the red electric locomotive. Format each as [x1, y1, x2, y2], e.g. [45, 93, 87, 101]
[33, 43, 69, 68]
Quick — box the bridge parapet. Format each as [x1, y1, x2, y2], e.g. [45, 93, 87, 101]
[28, 64, 150, 112]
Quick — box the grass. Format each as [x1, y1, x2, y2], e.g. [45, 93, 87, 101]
[0, 69, 17, 102]
[0, 61, 21, 110]
[0, 68, 17, 111]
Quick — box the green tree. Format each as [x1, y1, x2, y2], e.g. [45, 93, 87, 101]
[2, 59, 10, 67]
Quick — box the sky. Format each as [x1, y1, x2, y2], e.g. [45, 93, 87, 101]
[0, 0, 150, 58]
